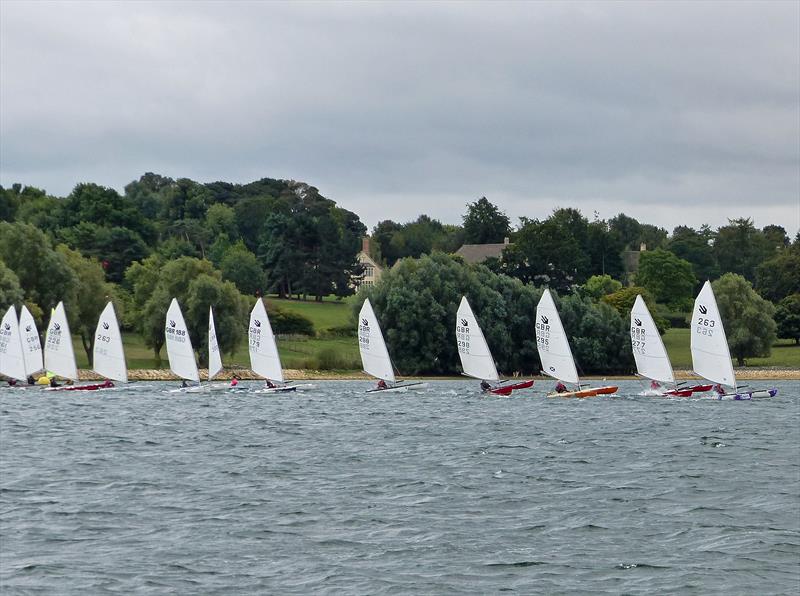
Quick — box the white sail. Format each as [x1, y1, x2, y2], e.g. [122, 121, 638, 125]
[691, 281, 736, 389]
[455, 296, 499, 381]
[93, 302, 128, 383]
[630, 295, 674, 384]
[208, 306, 222, 381]
[535, 289, 579, 384]
[0, 306, 27, 381]
[44, 301, 78, 381]
[248, 298, 283, 383]
[358, 298, 395, 383]
[19, 305, 43, 375]
[19, 304, 44, 375]
[165, 298, 199, 382]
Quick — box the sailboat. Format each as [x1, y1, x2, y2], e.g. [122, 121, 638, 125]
[630, 295, 710, 397]
[535, 289, 618, 398]
[456, 296, 534, 395]
[0, 306, 28, 385]
[19, 305, 43, 378]
[248, 298, 301, 393]
[43, 301, 79, 386]
[204, 306, 238, 391]
[165, 298, 201, 392]
[690, 281, 777, 400]
[358, 298, 427, 393]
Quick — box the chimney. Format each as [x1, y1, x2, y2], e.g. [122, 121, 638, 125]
[504, 237, 510, 245]
[362, 237, 370, 253]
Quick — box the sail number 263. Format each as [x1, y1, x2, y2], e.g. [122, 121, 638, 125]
[695, 318, 715, 336]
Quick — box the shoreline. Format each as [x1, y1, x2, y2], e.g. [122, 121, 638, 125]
[71, 368, 800, 381]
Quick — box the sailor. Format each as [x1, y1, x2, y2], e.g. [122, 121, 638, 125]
[265, 380, 276, 389]
[230, 375, 239, 388]
[27, 375, 35, 385]
[7, 379, 17, 387]
[650, 380, 661, 390]
[101, 379, 114, 388]
[181, 379, 188, 388]
[49, 377, 60, 388]
[480, 380, 491, 392]
[376, 379, 387, 390]
[555, 381, 568, 393]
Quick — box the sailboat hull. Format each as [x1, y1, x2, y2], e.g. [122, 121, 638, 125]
[366, 382, 428, 394]
[484, 380, 535, 395]
[713, 388, 777, 400]
[547, 385, 618, 398]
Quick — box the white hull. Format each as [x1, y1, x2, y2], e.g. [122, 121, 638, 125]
[366, 381, 428, 394]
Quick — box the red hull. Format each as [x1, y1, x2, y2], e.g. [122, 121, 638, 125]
[486, 379, 534, 396]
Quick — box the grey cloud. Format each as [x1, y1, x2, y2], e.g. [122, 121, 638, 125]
[1, 1, 798, 234]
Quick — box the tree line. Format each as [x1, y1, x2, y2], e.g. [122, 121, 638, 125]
[1, 177, 798, 372]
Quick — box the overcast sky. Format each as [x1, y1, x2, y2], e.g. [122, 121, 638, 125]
[1, 1, 798, 236]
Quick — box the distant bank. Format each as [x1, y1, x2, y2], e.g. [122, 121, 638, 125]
[65, 368, 800, 382]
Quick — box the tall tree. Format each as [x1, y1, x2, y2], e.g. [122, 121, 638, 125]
[462, 197, 510, 244]
[635, 249, 696, 310]
[774, 294, 800, 345]
[713, 273, 777, 365]
[0, 222, 77, 315]
[0, 260, 24, 309]
[714, 218, 774, 282]
[57, 246, 117, 364]
[666, 225, 719, 289]
[755, 252, 800, 303]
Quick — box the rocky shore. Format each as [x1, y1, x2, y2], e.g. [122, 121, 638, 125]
[71, 368, 800, 381]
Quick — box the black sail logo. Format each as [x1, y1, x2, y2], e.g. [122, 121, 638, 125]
[102, 322, 110, 330]
[549, 366, 555, 372]
[634, 318, 642, 326]
[460, 318, 468, 327]
[169, 320, 176, 328]
[3, 323, 9, 330]
[541, 315, 549, 325]
[254, 319, 261, 327]
[699, 305, 708, 315]
[53, 323, 61, 331]
[25, 325, 31, 332]
[361, 318, 369, 327]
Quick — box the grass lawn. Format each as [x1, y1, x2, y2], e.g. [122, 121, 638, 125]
[663, 328, 800, 368]
[265, 295, 355, 332]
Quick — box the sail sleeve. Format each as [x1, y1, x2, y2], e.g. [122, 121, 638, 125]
[630, 295, 674, 384]
[19, 305, 44, 376]
[690, 281, 736, 388]
[357, 298, 396, 383]
[455, 296, 499, 381]
[208, 307, 223, 381]
[44, 301, 79, 381]
[93, 302, 128, 383]
[165, 298, 200, 382]
[248, 298, 284, 383]
[535, 289, 579, 384]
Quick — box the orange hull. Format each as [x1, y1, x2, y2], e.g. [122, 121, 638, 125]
[547, 385, 618, 398]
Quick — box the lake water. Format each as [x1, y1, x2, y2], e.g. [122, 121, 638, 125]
[1, 380, 798, 594]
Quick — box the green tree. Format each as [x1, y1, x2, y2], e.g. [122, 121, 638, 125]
[713, 273, 777, 365]
[635, 249, 696, 310]
[585, 218, 625, 279]
[601, 285, 668, 334]
[0, 222, 77, 314]
[713, 218, 774, 282]
[219, 241, 265, 296]
[353, 252, 542, 375]
[774, 294, 800, 345]
[755, 252, 800, 303]
[503, 211, 591, 291]
[558, 292, 633, 375]
[57, 246, 117, 364]
[583, 274, 623, 300]
[667, 225, 719, 289]
[0, 260, 24, 309]
[462, 197, 510, 244]
[205, 203, 238, 241]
